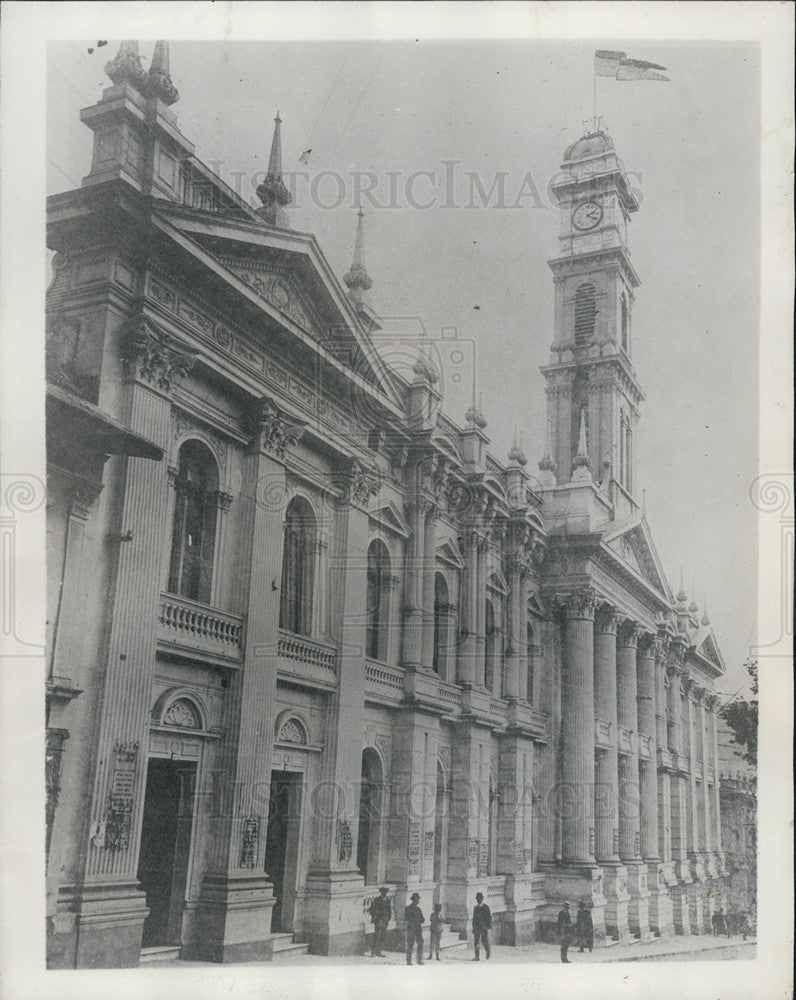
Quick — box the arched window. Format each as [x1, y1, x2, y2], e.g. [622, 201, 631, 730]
[574, 283, 597, 347]
[280, 496, 316, 636]
[620, 293, 629, 352]
[485, 599, 496, 692]
[357, 748, 384, 886]
[168, 440, 219, 603]
[526, 622, 535, 704]
[366, 539, 390, 661]
[433, 572, 449, 675]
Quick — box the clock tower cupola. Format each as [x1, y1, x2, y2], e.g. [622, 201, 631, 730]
[540, 127, 644, 504]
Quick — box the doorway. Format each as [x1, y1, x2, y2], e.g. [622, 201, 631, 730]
[137, 758, 197, 947]
[264, 771, 302, 932]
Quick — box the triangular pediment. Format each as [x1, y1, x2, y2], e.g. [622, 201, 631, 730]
[151, 203, 404, 411]
[369, 500, 411, 539]
[527, 591, 546, 617]
[694, 628, 726, 675]
[436, 536, 465, 569]
[602, 515, 672, 600]
[487, 566, 509, 595]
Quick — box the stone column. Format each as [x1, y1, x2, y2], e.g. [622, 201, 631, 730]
[700, 697, 713, 861]
[457, 526, 478, 685]
[497, 736, 537, 944]
[503, 540, 522, 702]
[303, 477, 372, 955]
[421, 500, 438, 669]
[617, 621, 649, 940]
[652, 638, 675, 938]
[475, 531, 488, 687]
[559, 590, 597, 864]
[593, 606, 630, 942]
[683, 680, 706, 934]
[518, 572, 531, 701]
[188, 405, 293, 962]
[402, 493, 425, 670]
[75, 320, 191, 967]
[666, 646, 692, 935]
[709, 697, 724, 863]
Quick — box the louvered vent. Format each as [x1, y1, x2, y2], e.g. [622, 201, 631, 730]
[574, 284, 597, 346]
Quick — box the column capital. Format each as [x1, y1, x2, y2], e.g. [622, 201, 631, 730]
[595, 603, 619, 635]
[617, 619, 643, 648]
[246, 395, 306, 460]
[637, 631, 658, 656]
[67, 475, 104, 519]
[558, 587, 598, 621]
[121, 313, 195, 394]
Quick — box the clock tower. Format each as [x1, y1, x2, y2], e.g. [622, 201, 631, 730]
[540, 129, 644, 503]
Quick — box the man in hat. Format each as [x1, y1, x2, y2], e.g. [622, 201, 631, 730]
[429, 902, 444, 960]
[576, 899, 593, 953]
[557, 901, 572, 963]
[404, 892, 425, 965]
[471, 892, 492, 960]
[369, 887, 391, 957]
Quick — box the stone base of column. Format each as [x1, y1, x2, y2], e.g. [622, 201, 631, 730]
[499, 875, 544, 946]
[624, 861, 652, 942]
[646, 862, 675, 940]
[537, 866, 607, 946]
[300, 869, 366, 956]
[63, 880, 149, 968]
[600, 863, 632, 944]
[704, 852, 719, 879]
[182, 873, 276, 962]
[670, 860, 693, 935]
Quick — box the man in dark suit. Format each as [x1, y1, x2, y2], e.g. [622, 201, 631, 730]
[404, 892, 425, 965]
[557, 901, 572, 963]
[369, 887, 391, 957]
[472, 892, 492, 960]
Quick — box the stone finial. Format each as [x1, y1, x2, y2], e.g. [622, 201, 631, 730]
[701, 598, 711, 627]
[465, 386, 487, 429]
[256, 112, 292, 220]
[675, 570, 688, 609]
[148, 40, 179, 105]
[412, 345, 439, 386]
[538, 419, 558, 485]
[571, 408, 592, 481]
[508, 427, 527, 467]
[104, 40, 148, 92]
[343, 207, 373, 302]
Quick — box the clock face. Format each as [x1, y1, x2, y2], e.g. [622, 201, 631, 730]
[572, 201, 603, 231]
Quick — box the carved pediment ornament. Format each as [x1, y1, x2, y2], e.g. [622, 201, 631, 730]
[121, 315, 195, 393]
[247, 395, 306, 459]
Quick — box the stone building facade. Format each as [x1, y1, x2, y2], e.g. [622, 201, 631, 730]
[45, 42, 729, 968]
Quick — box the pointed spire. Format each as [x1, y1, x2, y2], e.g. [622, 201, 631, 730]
[256, 111, 292, 224]
[147, 40, 179, 105]
[105, 40, 148, 92]
[571, 408, 592, 481]
[343, 206, 373, 302]
[268, 111, 284, 177]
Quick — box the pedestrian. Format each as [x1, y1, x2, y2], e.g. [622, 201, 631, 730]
[713, 907, 727, 938]
[471, 892, 492, 960]
[369, 886, 391, 957]
[557, 900, 572, 963]
[404, 892, 425, 965]
[429, 902, 444, 960]
[576, 900, 593, 953]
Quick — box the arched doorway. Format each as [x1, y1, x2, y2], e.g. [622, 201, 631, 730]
[356, 748, 385, 885]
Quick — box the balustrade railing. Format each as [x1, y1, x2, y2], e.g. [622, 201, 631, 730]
[158, 592, 244, 660]
[278, 630, 338, 673]
[364, 660, 404, 702]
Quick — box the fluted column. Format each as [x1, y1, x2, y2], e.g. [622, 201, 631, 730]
[503, 541, 522, 701]
[636, 635, 660, 861]
[617, 622, 642, 862]
[699, 696, 712, 855]
[667, 644, 692, 936]
[560, 590, 597, 864]
[458, 526, 478, 684]
[421, 500, 437, 669]
[475, 531, 488, 686]
[683, 683, 701, 856]
[402, 496, 425, 670]
[593, 606, 620, 863]
[709, 697, 723, 855]
[654, 639, 672, 862]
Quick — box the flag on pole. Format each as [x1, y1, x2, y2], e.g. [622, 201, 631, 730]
[594, 50, 627, 77]
[594, 50, 670, 82]
[616, 58, 669, 82]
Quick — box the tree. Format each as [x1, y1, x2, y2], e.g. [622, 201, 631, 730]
[720, 659, 758, 767]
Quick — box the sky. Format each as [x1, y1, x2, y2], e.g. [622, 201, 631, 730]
[46, 38, 761, 695]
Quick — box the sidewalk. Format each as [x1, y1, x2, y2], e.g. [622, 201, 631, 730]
[145, 935, 755, 968]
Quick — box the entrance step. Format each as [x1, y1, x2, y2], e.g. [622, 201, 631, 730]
[139, 945, 182, 964]
[269, 932, 310, 961]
